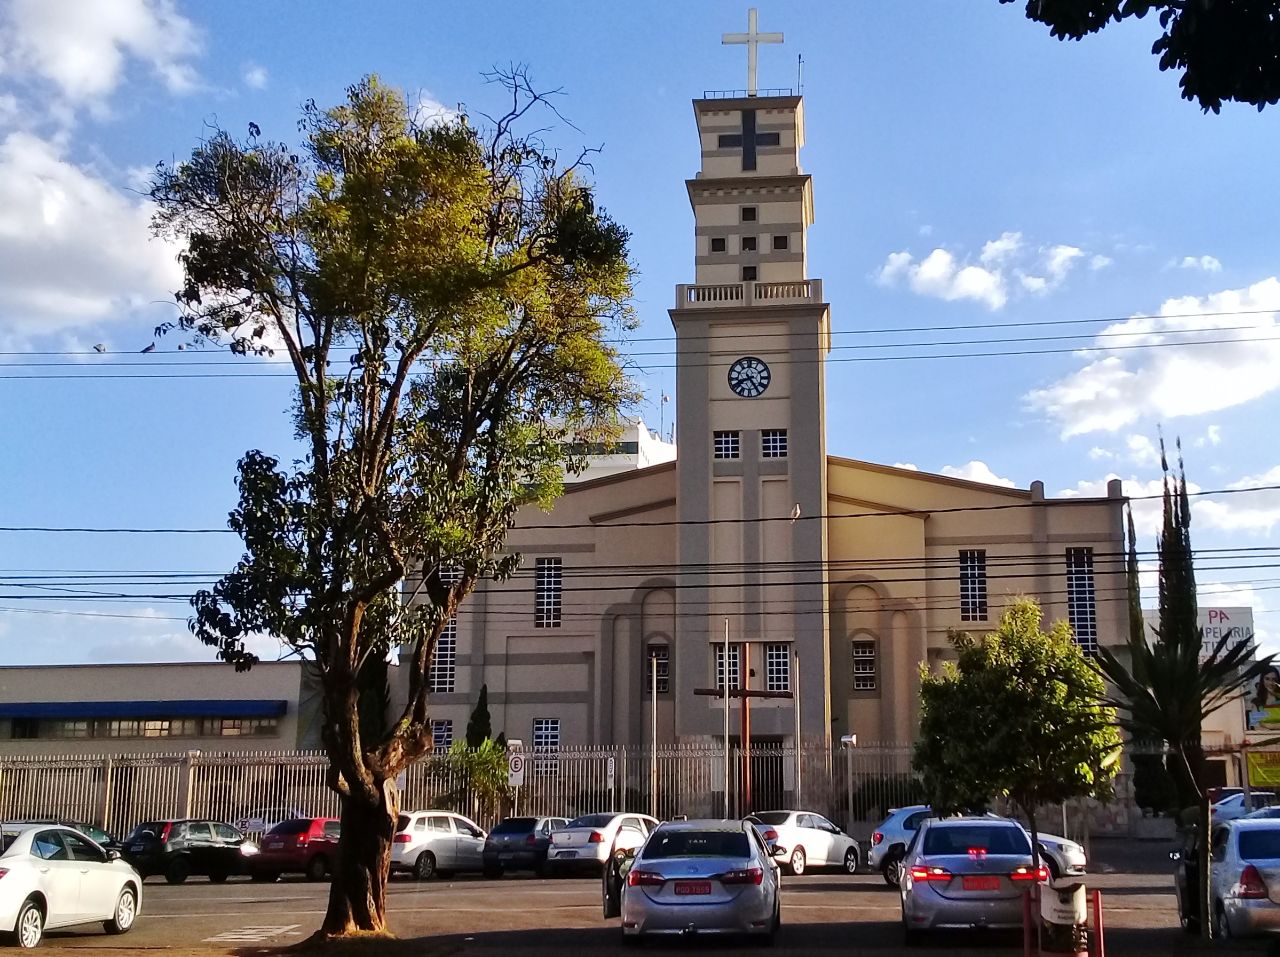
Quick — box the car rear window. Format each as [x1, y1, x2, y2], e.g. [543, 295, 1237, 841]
[128, 822, 166, 841]
[1240, 829, 1280, 860]
[492, 818, 539, 835]
[269, 819, 312, 836]
[0, 831, 19, 854]
[922, 825, 1031, 856]
[752, 812, 791, 826]
[644, 831, 751, 859]
[567, 814, 615, 829]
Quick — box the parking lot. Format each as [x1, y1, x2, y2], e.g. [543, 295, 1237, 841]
[32, 850, 1276, 956]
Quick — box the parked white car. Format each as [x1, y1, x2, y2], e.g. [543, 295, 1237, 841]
[390, 811, 486, 880]
[1213, 792, 1278, 824]
[748, 810, 860, 875]
[546, 813, 658, 874]
[0, 823, 142, 948]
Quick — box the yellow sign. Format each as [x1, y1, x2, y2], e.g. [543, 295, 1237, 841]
[1247, 751, 1280, 787]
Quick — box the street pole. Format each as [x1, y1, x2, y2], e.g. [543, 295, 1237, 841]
[793, 648, 802, 807]
[724, 617, 731, 819]
[741, 641, 752, 815]
[651, 650, 658, 820]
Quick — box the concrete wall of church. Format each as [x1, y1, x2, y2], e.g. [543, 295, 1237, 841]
[827, 458, 1126, 745]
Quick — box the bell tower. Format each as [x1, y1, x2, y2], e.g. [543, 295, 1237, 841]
[668, 13, 832, 746]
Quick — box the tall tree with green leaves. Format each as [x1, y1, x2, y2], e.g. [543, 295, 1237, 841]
[466, 684, 493, 748]
[1094, 441, 1275, 937]
[149, 73, 635, 938]
[915, 598, 1122, 879]
[998, 0, 1280, 113]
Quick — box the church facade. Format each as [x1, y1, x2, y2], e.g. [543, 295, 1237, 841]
[412, 87, 1128, 754]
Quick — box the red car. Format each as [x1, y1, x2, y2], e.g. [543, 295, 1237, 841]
[250, 817, 340, 881]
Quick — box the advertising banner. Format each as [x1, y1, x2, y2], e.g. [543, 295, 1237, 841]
[1248, 751, 1280, 788]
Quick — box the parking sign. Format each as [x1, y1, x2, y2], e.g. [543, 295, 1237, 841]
[508, 752, 526, 787]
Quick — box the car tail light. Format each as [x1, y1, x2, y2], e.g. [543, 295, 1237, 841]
[393, 833, 412, 844]
[1010, 866, 1049, 882]
[719, 867, 764, 886]
[626, 869, 665, 887]
[909, 865, 952, 883]
[1240, 864, 1268, 899]
[0, 868, 8, 880]
[871, 831, 883, 846]
[588, 831, 604, 843]
[526, 834, 538, 847]
[761, 828, 778, 843]
[160, 823, 173, 841]
[295, 833, 310, 845]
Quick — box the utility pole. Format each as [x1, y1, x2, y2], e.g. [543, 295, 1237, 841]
[650, 649, 659, 820]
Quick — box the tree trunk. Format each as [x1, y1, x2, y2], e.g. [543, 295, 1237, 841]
[320, 776, 397, 938]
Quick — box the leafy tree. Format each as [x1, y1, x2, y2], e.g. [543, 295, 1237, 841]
[1094, 441, 1275, 936]
[466, 683, 493, 748]
[442, 738, 510, 825]
[915, 598, 1122, 877]
[149, 73, 635, 937]
[998, 0, 1280, 113]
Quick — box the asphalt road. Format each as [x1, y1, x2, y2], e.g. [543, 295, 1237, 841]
[34, 865, 1275, 955]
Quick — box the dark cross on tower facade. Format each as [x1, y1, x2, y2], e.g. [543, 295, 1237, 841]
[717, 110, 781, 172]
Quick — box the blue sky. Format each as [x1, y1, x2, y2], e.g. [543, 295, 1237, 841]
[1, 0, 1278, 664]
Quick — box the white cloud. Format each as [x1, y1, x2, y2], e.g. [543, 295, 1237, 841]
[1090, 254, 1113, 271]
[918, 224, 933, 237]
[1027, 277, 1280, 437]
[876, 247, 1006, 310]
[411, 91, 459, 127]
[0, 131, 182, 337]
[1179, 255, 1223, 273]
[1197, 466, 1280, 536]
[0, 0, 201, 107]
[1125, 434, 1161, 467]
[892, 462, 919, 471]
[1088, 446, 1114, 461]
[1194, 424, 1223, 448]
[980, 231, 1022, 266]
[242, 63, 268, 90]
[878, 233, 1100, 310]
[940, 460, 1016, 487]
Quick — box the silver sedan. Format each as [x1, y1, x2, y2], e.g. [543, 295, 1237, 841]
[607, 819, 781, 943]
[900, 817, 1044, 944]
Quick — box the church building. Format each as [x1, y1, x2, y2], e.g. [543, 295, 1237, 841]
[413, 17, 1128, 755]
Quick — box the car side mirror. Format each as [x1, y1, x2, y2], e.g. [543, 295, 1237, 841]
[106, 849, 121, 861]
[773, 845, 789, 859]
[615, 846, 636, 861]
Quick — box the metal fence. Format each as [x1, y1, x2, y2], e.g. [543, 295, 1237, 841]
[0, 742, 928, 839]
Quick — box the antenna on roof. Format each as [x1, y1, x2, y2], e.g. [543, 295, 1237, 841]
[797, 54, 803, 94]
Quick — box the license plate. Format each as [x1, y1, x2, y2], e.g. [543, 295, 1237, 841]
[674, 881, 711, 895]
[963, 876, 1000, 891]
[130, 843, 145, 852]
[558, 850, 577, 859]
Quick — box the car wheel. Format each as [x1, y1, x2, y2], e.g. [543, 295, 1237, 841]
[882, 851, 904, 888]
[621, 930, 642, 948]
[413, 851, 436, 881]
[104, 886, 138, 935]
[843, 846, 859, 875]
[306, 855, 329, 882]
[208, 870, 229, 884]
[483, 864, 503, 879]
[1216, 901, 1232, 940]
[14, 898, 43, 949]
[788, 847, 806, 876]
[165, 857, 191, 885]
[1044, 854, 1061, 882]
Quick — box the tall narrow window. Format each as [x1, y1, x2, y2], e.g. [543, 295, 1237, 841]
[765, 643, 791, 692]
[959, 549, 988, 622]
[852, 640, 878, 691]
[761, 429, 788, 458]
[715, 644, 741, 691]
[429, 617, 457, 693]
[646, 644, 670, 694]
[535, 557, 562, 627]
[431, 719, 453, 752]
[533, 718, 560, 775]
[1066, 547, 1098, 654]
[713, 430, 741, 460]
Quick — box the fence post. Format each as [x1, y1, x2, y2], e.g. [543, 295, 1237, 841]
[98, 756, 114, 830]
[176, 750, 199, 820]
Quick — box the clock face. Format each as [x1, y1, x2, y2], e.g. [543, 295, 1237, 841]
[728, 356, 771, 398]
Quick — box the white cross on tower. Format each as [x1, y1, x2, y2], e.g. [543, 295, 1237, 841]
[722, 8, 784, 97]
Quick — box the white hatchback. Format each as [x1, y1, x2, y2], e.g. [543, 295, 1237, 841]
[390, 811, 487, 880]
[0, 823, 141, 948]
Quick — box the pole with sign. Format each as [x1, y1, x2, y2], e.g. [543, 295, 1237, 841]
[607, 755, 617, 812]
[507, 741, 525, 816]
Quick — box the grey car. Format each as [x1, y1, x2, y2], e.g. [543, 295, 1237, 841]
[1206, 818, 1280, 938]
[899, 817, 1043, 944]
[482, 816, 569, 877]
[872, 805, 1084, 886]
[605, 819, 781, 943]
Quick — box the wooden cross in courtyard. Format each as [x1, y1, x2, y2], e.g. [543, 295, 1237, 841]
[695, 639, 793, 815]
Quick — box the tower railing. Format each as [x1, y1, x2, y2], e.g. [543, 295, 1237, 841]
[676, 279, 822, 309]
